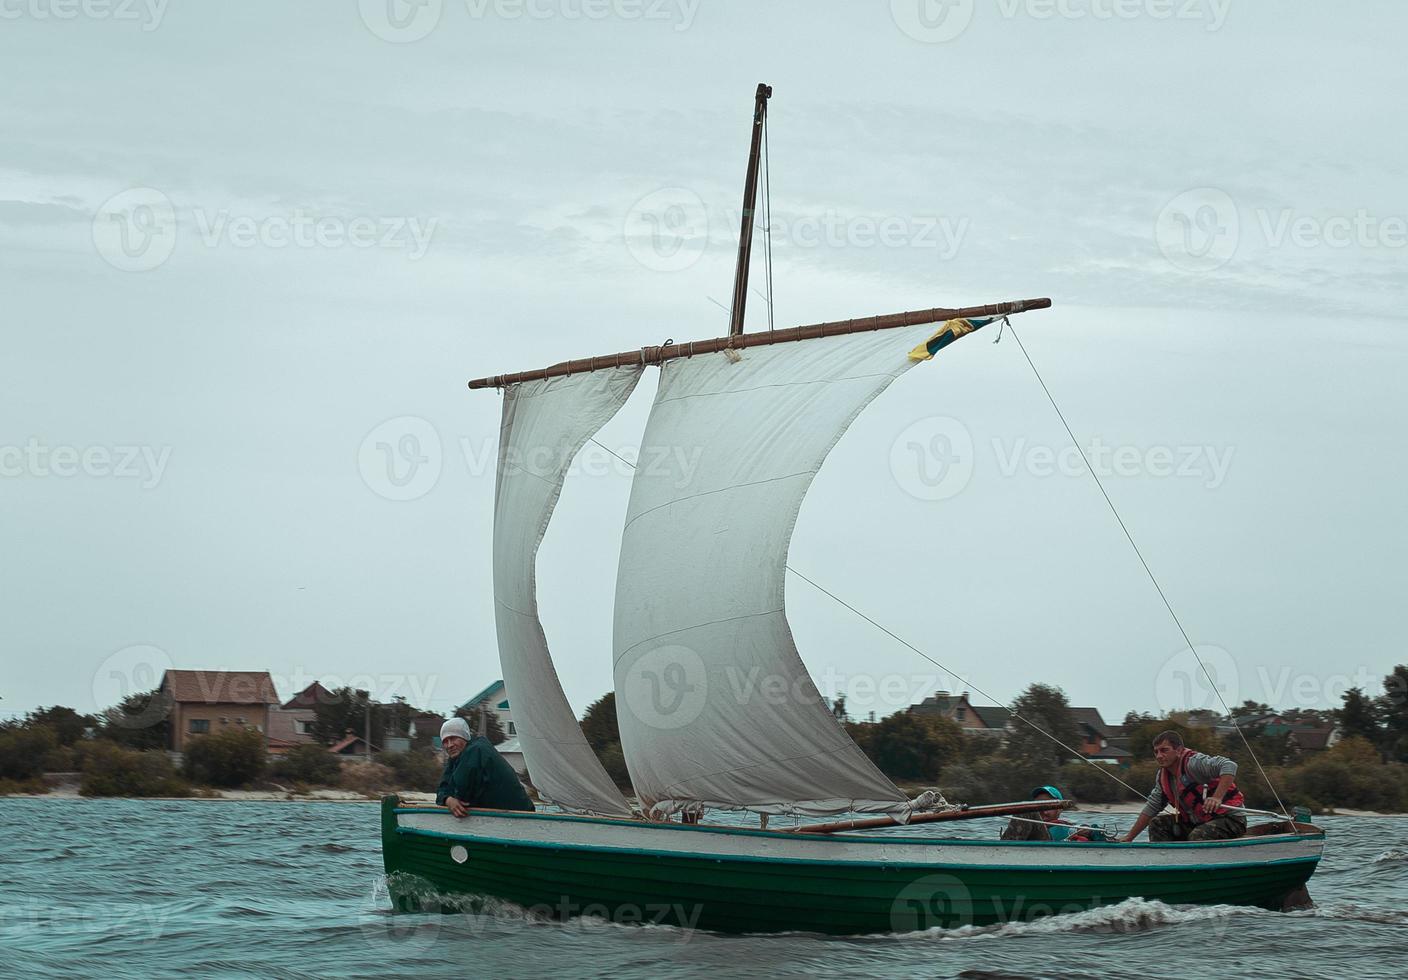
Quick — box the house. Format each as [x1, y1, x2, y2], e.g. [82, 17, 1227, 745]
[328, 731, 378, 758]
[266, 680, 332, 750]
[158, 669, 280, 753]
[1067, 707, 1132, 766]
[459, 679, 515, 737]
[910, 691, 1011, 736]
[1287, 725, 1339, 755]
[495, 736, 526, 776]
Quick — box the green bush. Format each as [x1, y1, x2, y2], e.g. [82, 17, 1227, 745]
[381, 750, 444, 792]
[42, 745, 80, 773]
[1059, 762, 1133, 804]
[80, 742, 189, 797]
[182, 727, 267, 788]
[271, 744, 343, 786]
[1281, 756, 1408, 813]
[596, 742, 632, 792]
[0, 726, 56, 780]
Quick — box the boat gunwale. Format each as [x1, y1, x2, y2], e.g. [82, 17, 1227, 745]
[392, 805, 1326, 852]
[393, 822, 1324, 872]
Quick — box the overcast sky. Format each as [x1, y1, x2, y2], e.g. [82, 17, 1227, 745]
[3, 1, 1405, 728]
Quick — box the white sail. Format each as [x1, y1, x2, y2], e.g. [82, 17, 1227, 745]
[612, 324, 940, 817]
[493, 366, 642, 818]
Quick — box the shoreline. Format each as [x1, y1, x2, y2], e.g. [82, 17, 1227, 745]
[1, 789, 1398, 816]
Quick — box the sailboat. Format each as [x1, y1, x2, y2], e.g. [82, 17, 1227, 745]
[380, 84, 1324, 934]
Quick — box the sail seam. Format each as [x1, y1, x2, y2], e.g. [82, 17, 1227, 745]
[621, 470, 813, 533]
[654, 371, 897, 407]
[612, 607, 779, 667]
[659, 744, 900, 802]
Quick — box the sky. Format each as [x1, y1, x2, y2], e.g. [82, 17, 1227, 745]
[2, 0, 1405, 728]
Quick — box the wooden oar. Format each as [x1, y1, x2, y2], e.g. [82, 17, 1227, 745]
[793, 798, 1074, 835]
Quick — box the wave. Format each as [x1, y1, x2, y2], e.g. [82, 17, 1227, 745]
[903, 898, 1260, 941]
[1302, 901, 1408, 926]
[1371, 848, 1408, 865]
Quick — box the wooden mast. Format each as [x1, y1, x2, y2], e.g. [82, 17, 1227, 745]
[467, 298, 1051, 389]
[728, 83, 772, 337]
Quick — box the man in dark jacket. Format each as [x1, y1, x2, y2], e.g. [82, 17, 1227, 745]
[436, 717, 534, 817]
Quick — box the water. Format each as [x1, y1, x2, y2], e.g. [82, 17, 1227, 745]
[3, 800, 1403, 979]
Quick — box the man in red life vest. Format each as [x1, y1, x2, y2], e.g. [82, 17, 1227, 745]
[1118, 730, 1247, 842]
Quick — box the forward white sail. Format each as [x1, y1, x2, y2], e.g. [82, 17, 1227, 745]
[612, 324, 940, 817]
[493, 366, 642, 817]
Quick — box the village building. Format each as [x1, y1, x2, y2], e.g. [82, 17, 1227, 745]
[266, 680, 332, 751]
[459, 679, 515, 738]
[910, 691, 1011, 737]
[910, 691, 1132, 765]
[158, 669, 280, 753]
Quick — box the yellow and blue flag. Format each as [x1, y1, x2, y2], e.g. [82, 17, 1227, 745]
[907, 316, 999, 361]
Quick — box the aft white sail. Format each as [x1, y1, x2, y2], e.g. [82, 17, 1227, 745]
[612, 323, 941, 817]
[493, 366, 642, 818]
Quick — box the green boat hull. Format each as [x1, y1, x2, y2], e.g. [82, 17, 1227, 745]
[381, 799, 1323, 934]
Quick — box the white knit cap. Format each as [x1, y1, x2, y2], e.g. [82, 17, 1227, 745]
[439, 717, 472, 742]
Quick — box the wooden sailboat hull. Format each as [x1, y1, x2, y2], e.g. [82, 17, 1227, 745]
[380, 799, 1324, 934]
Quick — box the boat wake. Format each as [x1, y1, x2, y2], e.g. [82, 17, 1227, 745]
[902, 898, 1260, 941]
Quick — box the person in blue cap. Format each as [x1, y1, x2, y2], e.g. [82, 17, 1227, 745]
[1000, 785, 1090, 841]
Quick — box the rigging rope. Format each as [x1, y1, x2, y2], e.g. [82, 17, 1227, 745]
[1002, 321, 1289, 818]
[585, 434, 1147, 800]
[761, 109, 775, 332]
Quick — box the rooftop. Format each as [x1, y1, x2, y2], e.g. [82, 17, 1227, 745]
[160, 670, 279, 706]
